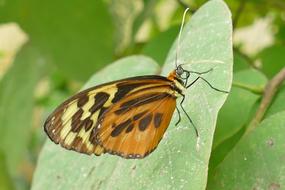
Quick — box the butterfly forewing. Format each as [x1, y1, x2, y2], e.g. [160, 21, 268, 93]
[44, 75, 178, 157]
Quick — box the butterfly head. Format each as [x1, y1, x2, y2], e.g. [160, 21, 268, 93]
[176, 65, 190, 79]
[175, 65, 191, 86]
[167, 65, 190, 93]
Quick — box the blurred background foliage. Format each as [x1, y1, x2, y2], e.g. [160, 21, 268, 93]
[0, 0, 284, 189]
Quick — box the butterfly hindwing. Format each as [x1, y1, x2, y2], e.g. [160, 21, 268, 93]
[92, 86, 177, 158]
[44, 76, 176, 156]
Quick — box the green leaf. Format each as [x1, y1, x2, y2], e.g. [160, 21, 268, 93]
[0, 152, 14, 190]
[208, 124, 246, 176]
[108, 0, 138, 55]
[233, 51, 250, 72]
[208, 111, 285, 189]
[142, 26, 180, 65]
[32, 0, 232, 189]
[275, 16, 285, 42]
[0, 0, 114, 81]
[227, 0, 268, 28]
[258, 45, 285, 78]
[208, 69, 267, 171]
[0, 44, 43, 174]
[132, 0, 156, 41]
[213, 69, 267, 149]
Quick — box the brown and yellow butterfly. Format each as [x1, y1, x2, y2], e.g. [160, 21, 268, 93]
[44, 9, 228, 159]
[44, 64, 227, 159]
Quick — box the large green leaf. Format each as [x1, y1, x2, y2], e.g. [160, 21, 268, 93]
[208, 111, 285, 189]
[0, 44, 43, 174]
[0, 0, 114, 81]
[32, 0, 232, 189]
[209, 69, 267, 170]
[213, 69, 267, 149]
[258, 45, 285, 78]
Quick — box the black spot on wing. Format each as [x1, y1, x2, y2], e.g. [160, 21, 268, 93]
[89, 131, 97, 144]
[133, 111, 148, 121]
[70, 109, 94, 133]
[125, 123, 134, 133]
[139, 113, 153, 131]
[83, 118, 94, 131]
[111, 119, 132, 137]
[112, 82, 148, 103]
[77, 95, 89, 107]
[115, 93, 170, 115]
[89, 92, 110, 113]
[121, 93, 158, 108]
[154, 113, 163, 128]
[71, 109, 84, 132]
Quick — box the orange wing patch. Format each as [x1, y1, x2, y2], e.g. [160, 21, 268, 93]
[92, 89, 177, 159]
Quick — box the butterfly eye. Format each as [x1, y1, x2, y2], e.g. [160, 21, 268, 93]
[176, 65, 184, 76]
[176, 66, 190, 80]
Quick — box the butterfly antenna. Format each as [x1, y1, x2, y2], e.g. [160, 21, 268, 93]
[175, 7, 190, 69]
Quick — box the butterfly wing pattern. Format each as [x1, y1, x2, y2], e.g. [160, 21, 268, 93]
[44, 74, 183, 158]
[93, 86, 177, 158]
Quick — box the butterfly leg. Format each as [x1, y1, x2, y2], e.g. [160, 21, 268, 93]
[175, 105, 182, 126]
[180, 94, 199, 138]
[186, 76, 229, 93]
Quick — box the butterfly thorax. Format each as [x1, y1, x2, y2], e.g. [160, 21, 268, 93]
[167, 70, 186, 97]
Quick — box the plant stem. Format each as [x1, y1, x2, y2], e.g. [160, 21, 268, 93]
[232, 82, 264, 94]
[246, 67, 285, 134]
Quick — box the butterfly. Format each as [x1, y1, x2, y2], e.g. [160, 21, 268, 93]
[44, 64, 228, 159]
[44, 8, 228, 159]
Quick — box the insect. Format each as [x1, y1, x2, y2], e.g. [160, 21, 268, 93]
[44, 8, 228, 159]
